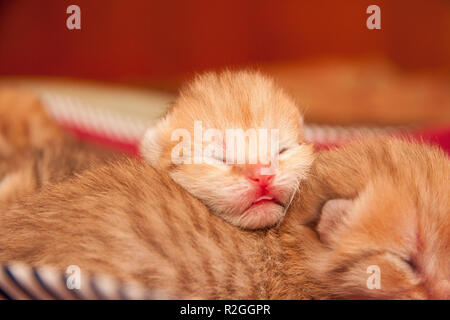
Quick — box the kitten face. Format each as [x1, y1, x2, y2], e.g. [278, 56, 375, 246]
[316, 179, 450, 299]
[141, 71, 314, 229]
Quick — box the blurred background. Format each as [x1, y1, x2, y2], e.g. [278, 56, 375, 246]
[0, 0, 449, 151]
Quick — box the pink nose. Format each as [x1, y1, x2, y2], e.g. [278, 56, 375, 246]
[245, 164, 274, 188]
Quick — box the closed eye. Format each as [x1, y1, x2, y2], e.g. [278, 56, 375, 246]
[388, 251, 418, 272]
[279, 147, 288, 155]
[400, 256, 417, 271]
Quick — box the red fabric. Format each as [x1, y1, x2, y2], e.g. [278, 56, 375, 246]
[62, 124, 140, 156]
[65, 123, 450, 157]
[414, 127, 450, 154]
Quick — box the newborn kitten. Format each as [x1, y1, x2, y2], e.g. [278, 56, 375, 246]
[0, 138, 447, 299]
[283, 138, 450, 299]
[0, 157, 291, 299]
[0, 88, 119, 204]
[0, 143, 116, 205]
[140, 70, 314, 229]
[0, 88, 63, 158]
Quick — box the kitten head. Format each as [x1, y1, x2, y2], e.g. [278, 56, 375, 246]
[307, 140, 450, 299]
[141, 70, 314, 229]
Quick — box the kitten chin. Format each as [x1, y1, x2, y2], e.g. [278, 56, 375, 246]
[140, 70, 314, 229]
[235, 200, 285, 230]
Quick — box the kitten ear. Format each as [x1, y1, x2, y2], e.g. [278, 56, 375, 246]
[140, 126, 162, 166]
[317, 198, 354, 245]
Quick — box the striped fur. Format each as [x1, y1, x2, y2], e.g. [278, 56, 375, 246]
[0, 157, 296, 299]
[1, 138, 447, 299]
[0, 142, 119, 205]
[0, 88, 63, 158]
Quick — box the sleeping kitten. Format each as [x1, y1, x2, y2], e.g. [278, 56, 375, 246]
[0, 156, 291, 299]
[283, 138, 450, 299]
[140, 70, 314, 229]
[0, 88, 63, 158]
[0, 88, 120, 204]
[0, 138, 447, 299]
[0, 143, 117, 205]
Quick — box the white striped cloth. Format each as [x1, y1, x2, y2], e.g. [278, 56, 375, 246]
[39, 91, 410, 149]
[0, 263, 171, 300]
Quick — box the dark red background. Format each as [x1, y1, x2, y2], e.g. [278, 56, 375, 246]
[1, 0, 449, 82]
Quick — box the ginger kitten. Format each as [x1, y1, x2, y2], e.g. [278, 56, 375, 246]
[0, 138, 448, 299]
[0, 157, 289, 299]
[283, 138, 450, 299]
[141, 70, 314, 229]
[0, 143, 117, 205]
[0, 88, 121, 205]
[0, 88, 63, 158]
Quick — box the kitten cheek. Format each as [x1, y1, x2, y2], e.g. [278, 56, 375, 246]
[271, 170, 302, 201]
[331, 256, 425, 299]
[278, 150, 314, 177]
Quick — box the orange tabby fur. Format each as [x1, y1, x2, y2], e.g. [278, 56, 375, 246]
[0, 138, 447, 299]
[0, 88, 120, 205]
[0, 144, 117, 205]
[0, 88, 63, 158]
[283, 138, 450, 299]
[0, 157, 291, 299]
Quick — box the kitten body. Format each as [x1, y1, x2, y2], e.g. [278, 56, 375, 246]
[0, 88, 120, 205]
[284, 138, 450, 299]
[0, 143, 117, 205]
[0, 138, 448, 299]
[0, 88, 63, 158]
[0, 157, 296, 299]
